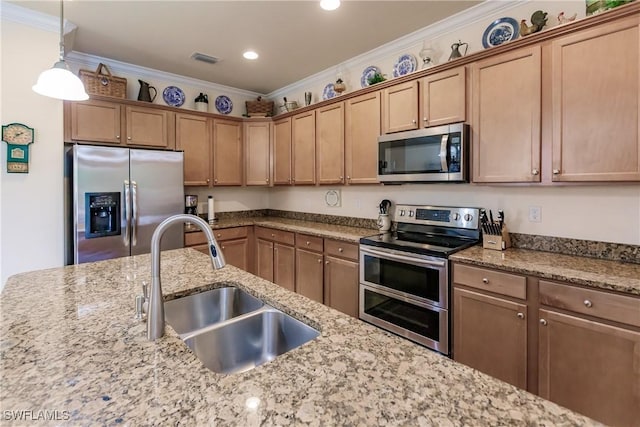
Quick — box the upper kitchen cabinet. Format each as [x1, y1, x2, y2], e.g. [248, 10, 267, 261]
[550, 16, 640, 182]
[420, 66, 466, 127]
[176, 113, 211, 186]
[244, 120, 271, 186]
[66, 98, 174, 149]
[291, 110, 316, 185]
[273, 118, 292, 185]
[471, 46, 542, 183]
[316, 102, 345, 185]
[212, 118, 243, 186]
[345, 91, 381, 184]
[382, 80, 419, 134]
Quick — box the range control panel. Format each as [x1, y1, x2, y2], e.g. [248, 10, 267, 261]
[393, 204, 479, 230]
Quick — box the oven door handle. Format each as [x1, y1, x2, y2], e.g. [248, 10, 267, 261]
[439, 134, 449, 172]
[360, 246, 446, 268]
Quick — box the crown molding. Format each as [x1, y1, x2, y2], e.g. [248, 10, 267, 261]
[266, 0, 527, 99]
[0, 1, 76, 34]
[65, 51, 265, 98]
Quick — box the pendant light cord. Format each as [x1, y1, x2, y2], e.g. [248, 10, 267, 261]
[58, 0, 65, 61]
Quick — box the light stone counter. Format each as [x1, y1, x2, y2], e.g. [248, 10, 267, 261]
[0, 249, 599, 426]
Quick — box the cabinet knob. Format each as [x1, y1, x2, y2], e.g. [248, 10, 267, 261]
[339, 176, 343, 180]
[412, 119, 417, 124]
[306, 241, 310, 246]
[214, 179, 218, 183]
[325, 260, 329, 265]
[115, 135, 120, 139]
[347, 176, 351, 180]
[217, 233, 221, 237]
[271, 233, 275, 237]
[221, 246, 225, 250]
[127, 136, 132, 140]
[553, 169, 560, 175]
[540, 319, 548, 326]
[517, 312, 525, 319]
[338, 247, 343, 252]
[266, 179, 269, 183]
[584, 299, 593, 308]
[482, 278, 489, 284]
[532, 169, 539, 175]
[317, 259, 322, 263]
[206, 178, 210, 183]
[423, 118, 428, 122]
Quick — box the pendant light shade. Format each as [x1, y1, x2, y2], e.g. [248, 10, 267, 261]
[32, 0, 89, 101]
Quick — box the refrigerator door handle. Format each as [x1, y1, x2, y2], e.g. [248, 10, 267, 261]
[123, 180, 131, 247]
[131, 180, 138, 246]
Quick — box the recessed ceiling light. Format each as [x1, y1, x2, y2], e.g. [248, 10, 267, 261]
[243, 51, 259, 60]
[320, 0, 340, 11]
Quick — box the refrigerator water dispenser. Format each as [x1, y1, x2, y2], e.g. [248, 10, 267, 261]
[85, 192, 121, 238]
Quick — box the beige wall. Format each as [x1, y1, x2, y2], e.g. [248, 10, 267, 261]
[1, 19, 64, 287]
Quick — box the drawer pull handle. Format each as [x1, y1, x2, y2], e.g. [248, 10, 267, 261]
[217, 233, 221, 237]
[482, 278, 489, 284]
[306, 241, 310, 246]
[221, 246, 225, 250]
[517, 312, 524, 319]
[532, 169, 539, 175]
[317, 259, 322, 263]
[338, 248, 344, 252]
[584, 300, 593, 308]
[540, 319, 547, 326]
[271, 234, 275, 237]
[325, 260, 329, 265]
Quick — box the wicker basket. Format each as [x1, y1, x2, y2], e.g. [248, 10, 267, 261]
[245, 97, 274, 117]
[79, 63, 127, 99]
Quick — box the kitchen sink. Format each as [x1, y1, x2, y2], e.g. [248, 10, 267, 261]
[164, 287, 263, 336]
[183, 308, 319, 374]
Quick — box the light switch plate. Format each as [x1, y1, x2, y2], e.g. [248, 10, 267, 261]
[529, 206, 542, 222]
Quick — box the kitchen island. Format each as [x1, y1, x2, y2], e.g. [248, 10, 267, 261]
[0, 248, 598, 426]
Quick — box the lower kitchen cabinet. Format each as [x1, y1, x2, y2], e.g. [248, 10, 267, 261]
[255, 227, 295, 291]
[184, 227, 249, 271]
[324, 239, 359, 318]
[256, 238, 274, 281]
[273, 243, 295, 292]
[295, 248, 324, 303]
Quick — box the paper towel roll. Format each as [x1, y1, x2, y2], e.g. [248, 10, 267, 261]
[208, 196, 215, 222]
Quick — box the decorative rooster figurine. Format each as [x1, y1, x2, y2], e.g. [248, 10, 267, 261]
[520, 10, 548, 37]
[557, 11, 577, 25]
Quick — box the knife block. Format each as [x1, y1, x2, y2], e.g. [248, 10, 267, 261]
[482, 224, 511, 251]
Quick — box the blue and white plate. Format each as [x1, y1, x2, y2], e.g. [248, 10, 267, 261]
[482, 17, 519, 49]
[215, 95, 233, 114]
[162, 86, 185, 107]
[322, 83, 336, 100]
[361, 66, 382, 88]
[392, 54, 417, 78]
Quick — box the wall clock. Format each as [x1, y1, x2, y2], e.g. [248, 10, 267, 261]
[2, 122, 35, 173]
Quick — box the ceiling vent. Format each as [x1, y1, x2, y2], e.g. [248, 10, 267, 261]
[191, 52, 220, 64]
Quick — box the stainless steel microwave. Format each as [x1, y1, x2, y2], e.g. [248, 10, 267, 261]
[378, 123, 469, 183]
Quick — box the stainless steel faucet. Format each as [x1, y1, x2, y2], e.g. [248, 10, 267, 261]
[147, 214, 226, 340]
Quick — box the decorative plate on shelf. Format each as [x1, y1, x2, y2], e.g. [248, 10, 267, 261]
[215, 95, 233, 114]
[392, 54, 417, 78]
[322, 83, 336, 100]
[162, 86, 185, 107]
[361, 66, 382, 88]
[482, 17, 519, 48]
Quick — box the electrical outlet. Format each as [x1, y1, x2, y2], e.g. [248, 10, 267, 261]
[529, 206, 542, 223]
[355, 198, 361, 210]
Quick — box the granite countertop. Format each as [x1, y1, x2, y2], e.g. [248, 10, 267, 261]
[451, 245, 640, 296]
[0, 249, 598, 426]
[185, 216, 377, 243]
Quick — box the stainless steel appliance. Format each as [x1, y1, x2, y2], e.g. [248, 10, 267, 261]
[378, 123, 469, 183]
[185, 195, 198, 215]
[359, 204, 480, 355]
[65, 145, 184, 264]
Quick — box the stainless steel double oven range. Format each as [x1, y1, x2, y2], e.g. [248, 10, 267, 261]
[359, 204, 480, 356]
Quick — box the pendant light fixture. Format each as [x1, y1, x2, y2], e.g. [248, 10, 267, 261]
[32, 0, 89, 101]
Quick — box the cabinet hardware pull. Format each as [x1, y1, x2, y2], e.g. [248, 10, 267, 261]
[266, 179, 269, 183]
[517, 312, 525, 319]
[532, 169, 539, 175]
[271, 234, 275, 237]
[423, 118, 428, 122]
[347, 176, 351, 180]
[325, 261, 329, 265]
[412, 119, 417, 124]
[339, 176, 343, 180]
[317, 259, 322, 263]
[217, 233, 221, 238]
[553, 169, 560, 175]
[222, 246, 225, 250]
[206, 178, 210, 183]
[115, 135, 120, 139]
[338, 248, 343, 252]
[539, 319, 547, 326]
[306, 241, 310, 245]
[127, 136, 132, 140]
[482, 278, 489, 284]
[584, 300, 593, 308]
[214, 179, 218, 183]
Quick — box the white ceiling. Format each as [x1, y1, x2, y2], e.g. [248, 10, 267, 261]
[12, 1, 481, 94]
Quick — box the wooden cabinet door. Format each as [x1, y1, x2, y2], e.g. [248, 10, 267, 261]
[382, 80, 419, 134]
[69, 100, 122, 144]
[292, 111, 316, 185]
[471, 46, 542, 183]
[550, 17, 640, 182]
[273, 118, 292, 185]
[244, 120, 271, 186]
[125, 105, 173, 149]
[256, 238, 273, 282]
[220, 238, 249, 271]
[295, 248, 324, 303]
[324, 255, 359, 318]
[176, 113, 211, 186]
[538, 309, 640, 426]
[213, 119, 243, 186]
[274, 243, 295, 291]
[316, 102, 345, 185]
[453, 288, 528, 390]
[345, 91, 380, 184]
[421, 66, 466, 127]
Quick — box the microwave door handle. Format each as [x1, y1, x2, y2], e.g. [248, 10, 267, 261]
[123, 180, 131, 247]
[439, 134, 449, 172]
[131, 181, 138, 246]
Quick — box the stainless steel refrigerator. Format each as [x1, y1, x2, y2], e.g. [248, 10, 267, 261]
[65, 145, 184, 264]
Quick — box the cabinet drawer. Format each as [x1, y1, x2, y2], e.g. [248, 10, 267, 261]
[295, 233, 323, 252]
[185, 231, 207, 246]
[453, 264, 526, 300]
[324, 239, 358, 261]
[255, 226, 295, 245]
[539, 280, 640, 328]
[213, 226, 248, 241]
